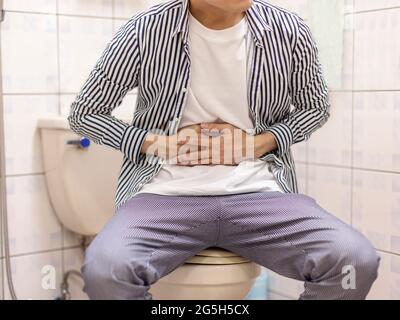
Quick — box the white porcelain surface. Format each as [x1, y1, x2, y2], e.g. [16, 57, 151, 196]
[149, 262, 261, 300]
[39, 121, 123, 235]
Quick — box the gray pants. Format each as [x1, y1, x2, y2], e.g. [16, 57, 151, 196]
[82, 192, 380, 300]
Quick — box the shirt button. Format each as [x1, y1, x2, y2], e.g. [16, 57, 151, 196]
[182, 87, 187, 93]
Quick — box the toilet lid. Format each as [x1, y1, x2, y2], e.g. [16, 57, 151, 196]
[185, 247, 250, 265]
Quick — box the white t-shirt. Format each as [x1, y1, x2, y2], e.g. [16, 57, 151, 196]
[137, 13, 283, 196]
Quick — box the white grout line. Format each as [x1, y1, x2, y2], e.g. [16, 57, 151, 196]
[352, 6, 400, 15]
[0, 245, 81, 260]
[350, 7, 356, 228]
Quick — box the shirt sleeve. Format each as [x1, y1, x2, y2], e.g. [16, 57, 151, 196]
[67, 19, 148, 165]
[262, 17, 331, 158]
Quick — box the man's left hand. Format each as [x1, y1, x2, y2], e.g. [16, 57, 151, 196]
[174, 122, 278, 166]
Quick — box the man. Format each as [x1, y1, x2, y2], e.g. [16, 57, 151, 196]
[68, 0, 380, 300]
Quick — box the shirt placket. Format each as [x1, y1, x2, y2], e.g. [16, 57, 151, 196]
[169, 41, 192, 135]
[246, 36, 263, 136]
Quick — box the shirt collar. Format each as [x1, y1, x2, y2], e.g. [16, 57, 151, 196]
[171, 0, 272, 48]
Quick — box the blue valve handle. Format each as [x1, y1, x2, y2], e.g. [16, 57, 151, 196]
[66, 137, 91, 149]
[79, 137, 90, 149]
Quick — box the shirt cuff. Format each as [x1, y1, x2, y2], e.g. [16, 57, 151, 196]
[263, 122, 294, 157]
[120, 125, 149, 164]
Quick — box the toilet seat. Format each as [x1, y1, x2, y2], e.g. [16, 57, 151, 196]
[186, 247, 250, 265]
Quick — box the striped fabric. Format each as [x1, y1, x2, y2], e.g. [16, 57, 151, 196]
[68, 0, 330, 212]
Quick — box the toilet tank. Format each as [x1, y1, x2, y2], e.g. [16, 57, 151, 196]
[38, 117, 125, 236]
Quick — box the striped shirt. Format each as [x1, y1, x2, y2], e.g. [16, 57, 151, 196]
[68, 0, 330, 213]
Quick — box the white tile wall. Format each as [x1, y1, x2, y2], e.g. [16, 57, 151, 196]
[367, 251, 400, 300]
[268, 0, 308, 19]
[58, 0, 113, 17]
[58, 16, 114, 93]
[352, 170, 400, 255]
[62, 248, 88, 300]
[0, 0, 152, 300]
[1, 12, 58, 93]
[353, 92, 400, 172]
[0, 259, 3, 299]
[308, 92, 352, 166]
[355, 0, 400, 12]
[307, 165, 352, 225]
[3, 251, 62, 300]
[266, 270, 304, 299]
[3, 0, 57, 14]
[6, 175, 62, 256]
[295, 163, 307, 195]
[267, 1, 400, 300]
[291, 141, 307, 163]
[113, 0, 165, 19]
[353, 8, 400, 90]
[3, 95, 59, 175]
[341, 15, 354, 90]
[1, 0, 400, 300]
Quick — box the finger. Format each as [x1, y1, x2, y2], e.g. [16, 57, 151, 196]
[201, 122, 234, 132]
[178, 124, 202, 136]
[177, 145, 206, 158]
[177, 137, 189, 145]
[200, 122, 223, 131]
[176, 150, 213, 165]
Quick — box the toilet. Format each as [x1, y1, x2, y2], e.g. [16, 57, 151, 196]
[38, 117, 261, 300]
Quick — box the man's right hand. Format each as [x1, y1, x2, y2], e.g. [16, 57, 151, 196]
[140, 124, 204, 162]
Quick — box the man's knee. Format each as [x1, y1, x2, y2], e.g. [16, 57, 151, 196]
[81, 240, 136, 297]
[326, 229, 380, 290]
[342, 235, 380, 284]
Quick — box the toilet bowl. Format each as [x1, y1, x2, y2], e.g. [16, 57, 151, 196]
[149, 247, 261, 300]
[38, 117, 261, 299]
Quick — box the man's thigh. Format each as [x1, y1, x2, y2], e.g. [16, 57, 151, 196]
[83, 193, 222, 284]
[216, 192, 372, 280]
